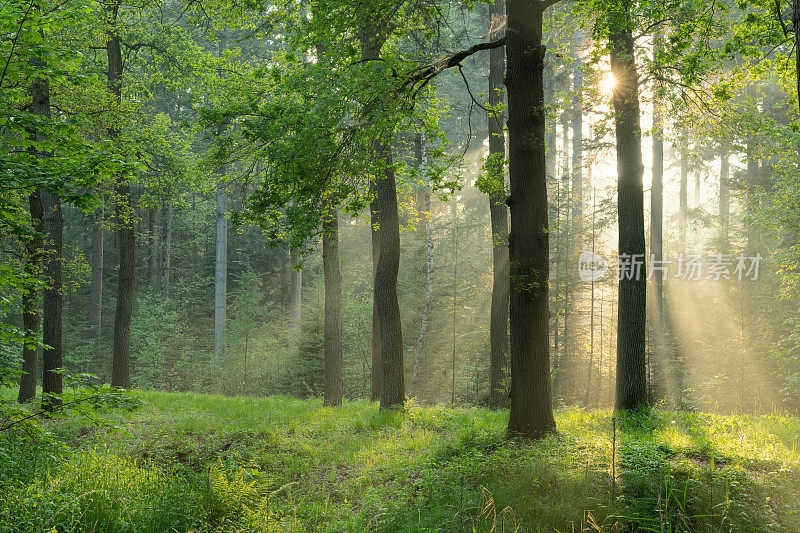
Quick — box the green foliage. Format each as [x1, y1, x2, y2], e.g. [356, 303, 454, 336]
[2, 392, 799, 532]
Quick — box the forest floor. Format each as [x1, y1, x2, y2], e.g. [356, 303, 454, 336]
[2, 390, 800, 532]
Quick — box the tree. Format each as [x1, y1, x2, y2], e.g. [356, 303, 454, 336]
[323, 206, 343, 406]
[505, 0, 558, 438]
[18, 193, 42, 403]
[108, 0, 134, 389]
[487, 0, 510, 409]
[607, 0, 648, 411]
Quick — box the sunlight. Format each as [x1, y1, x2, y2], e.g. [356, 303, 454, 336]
[601, 71, 616, 94]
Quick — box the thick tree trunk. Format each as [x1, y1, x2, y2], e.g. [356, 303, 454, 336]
[18, 192, 43, 403]
[610, 8, 648, 411]
[323, 207, 343, 406]
[88, 204, 103, 364]
[374, 149, 404, 408]
[107, 0, 133, 388]
[214, 172, 227, 360]
[505, 0, 556, 439]
[161, 202, 172, 298]
[41, 191, 63, 404]
[488, 0, 510, 409]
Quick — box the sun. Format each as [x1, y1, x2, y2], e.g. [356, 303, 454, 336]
[601, 72, 616, 94]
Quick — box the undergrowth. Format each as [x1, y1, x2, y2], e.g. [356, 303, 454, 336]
[1, 391, 799, 532]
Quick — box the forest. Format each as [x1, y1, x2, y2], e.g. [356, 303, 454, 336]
[3, 0, 800, 530]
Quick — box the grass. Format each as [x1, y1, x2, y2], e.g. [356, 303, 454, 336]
[2, 390, 800, 532]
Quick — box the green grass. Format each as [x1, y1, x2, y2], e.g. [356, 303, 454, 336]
[2, 391, 800, 532]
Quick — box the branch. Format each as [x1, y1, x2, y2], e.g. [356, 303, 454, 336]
[404, 36, 506, 89]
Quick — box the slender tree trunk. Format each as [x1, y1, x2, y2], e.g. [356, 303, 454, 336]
[161, 202, 172, 298]
[214, 34, 228, 360]
[289, 249, 302, 334]
[41, 191, 63, 404]
[719, 151, 730, 244]
[610, 5, 648, 411]
[794, 0, 800, 114]
[323, 207, 343, 406]
[27, 47, 63, 406]
[108, 0, 133, 388]
[88, 203, 104, 364]
[650, 84, 665, 401]
[505, 0, 556, 439]
[679, 129, 688, 248]
[18, 192, 43, 403]
[411, 132, 433, 397]
[214, 168, 227, 360]
[488, 0, 510, 408]
[571, 29, 583, 219]
[148, 207, 159, 290]
[544, 63, 557, 181]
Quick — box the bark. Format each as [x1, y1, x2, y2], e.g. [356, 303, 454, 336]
[505, 0, 557, 439]
[610, 6, 648, 411]
[214, 169, 227, 360]
[88, 204, 103, 364]
[488, 0, 510, 409]
[41, 191, 63, 404]
[18, 192, 43, 403]
[108, 0, 133, 388]
[373, 140, 405, 409]
[161, 202, 172, 298]
[323, 207, 343, 406]
[363, 37, 383, 402]
[27, 47, 62, 406]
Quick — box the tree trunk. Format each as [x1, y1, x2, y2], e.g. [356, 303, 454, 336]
[27, 48, 62, 407]
[108, 0, 133, 388]
[374, 140, 405, 409]
[323, 207, 343, 406]
[41, 191, 63, 404]
[148, 208, 159, 290]
[679, 129, 688, 248]
[544, 63, 556, 180]
[610, 6, 648, 411]
[18, 192, 43, 403]
[88, 203, 103, 365]
[289, 248, 302, 334]
[719, 151, 730, 244]
[411, 132, 433, 398]
[361, 35, 384, 402]
[214, 170, 227, 360]
[571, 29, 583, 219]
[162, 202, 172, 298]
[505, 0, 556, 439]
[488, 0, 510, 409]
[650, 84, 665, 401]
